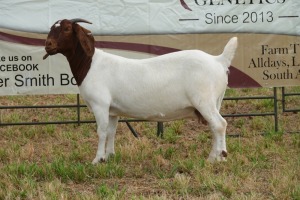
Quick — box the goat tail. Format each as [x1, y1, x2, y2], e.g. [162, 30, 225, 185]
[219, 37, 238, 68]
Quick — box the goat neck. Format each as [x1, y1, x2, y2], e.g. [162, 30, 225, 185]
[65, 37, 93, 86]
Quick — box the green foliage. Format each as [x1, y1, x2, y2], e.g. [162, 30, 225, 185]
[96, 183, 126, 199]
[0, 90, 300, 199]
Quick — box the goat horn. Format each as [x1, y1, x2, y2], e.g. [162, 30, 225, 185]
[70, 18, 92, 24]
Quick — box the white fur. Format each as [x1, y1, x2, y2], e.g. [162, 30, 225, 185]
[54, 21, 61, 27]
[78, 37, 238, 164]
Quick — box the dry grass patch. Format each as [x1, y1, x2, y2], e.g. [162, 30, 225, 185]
[0, 89, 300, 199]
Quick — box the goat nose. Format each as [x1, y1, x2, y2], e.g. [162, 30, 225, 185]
[45, 39, 52, 47]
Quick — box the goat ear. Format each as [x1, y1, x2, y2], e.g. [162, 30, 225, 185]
[73, 24, 95, 57]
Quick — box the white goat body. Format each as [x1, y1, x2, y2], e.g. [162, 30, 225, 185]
[80, 49, 229, 121]
[44, 19, 237, 164]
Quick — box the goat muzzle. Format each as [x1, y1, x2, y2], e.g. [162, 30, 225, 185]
[44, 39, 57, 59]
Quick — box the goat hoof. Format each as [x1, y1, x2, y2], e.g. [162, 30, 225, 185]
[106, 153, 115, 160]
[207, 150, 228, 163]
[92, 157, 106, 165]
[92, 159, 98, 165]
[221, 150, 228, 158]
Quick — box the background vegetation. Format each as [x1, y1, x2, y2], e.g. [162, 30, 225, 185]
[0, 87, 299, 199]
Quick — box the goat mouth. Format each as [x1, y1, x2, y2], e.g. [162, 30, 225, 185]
[45, 47, 57, 54]
[43, 48, 57, 60]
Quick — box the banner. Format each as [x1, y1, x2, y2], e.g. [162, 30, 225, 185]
[0, 0, 299, 95]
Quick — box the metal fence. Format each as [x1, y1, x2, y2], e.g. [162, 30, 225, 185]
[0, 94, 163, 137]
[223, 87, 279, 134]
[282, 87, 300, 113]
[1, 87, 299, 136]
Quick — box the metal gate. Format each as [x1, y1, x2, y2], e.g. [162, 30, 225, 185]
[1, 87, 299, 136]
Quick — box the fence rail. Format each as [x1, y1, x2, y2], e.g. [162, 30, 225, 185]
[1, 87, 299, 136]
[0, 94, 162, 137]
[282, 87, 300, 113]
[223, 87, 278, 132]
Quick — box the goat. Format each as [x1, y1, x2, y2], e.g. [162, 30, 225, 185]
[44, 19, 238, 164]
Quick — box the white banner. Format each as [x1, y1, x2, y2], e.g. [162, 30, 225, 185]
[0, 0, 299, 95]
[0, 0, 298, 35]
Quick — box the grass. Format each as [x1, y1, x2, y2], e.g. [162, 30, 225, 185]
[0, 88, 299, 199]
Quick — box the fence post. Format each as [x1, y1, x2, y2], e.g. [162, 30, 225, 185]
[274, 87, 278, 132]
[77, 94, 81, 126]
[281, 87, 286, 112]
[157, 122, 164, 137]
[125, 122, 139, 138]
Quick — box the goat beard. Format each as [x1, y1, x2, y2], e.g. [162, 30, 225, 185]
[43, 53, 49, 60]
[43, 49, 58, 60]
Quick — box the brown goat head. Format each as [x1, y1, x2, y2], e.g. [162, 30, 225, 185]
[44, 19, 95, 60]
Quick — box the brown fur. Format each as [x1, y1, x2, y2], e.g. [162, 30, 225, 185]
[45, 19, 95, 86]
